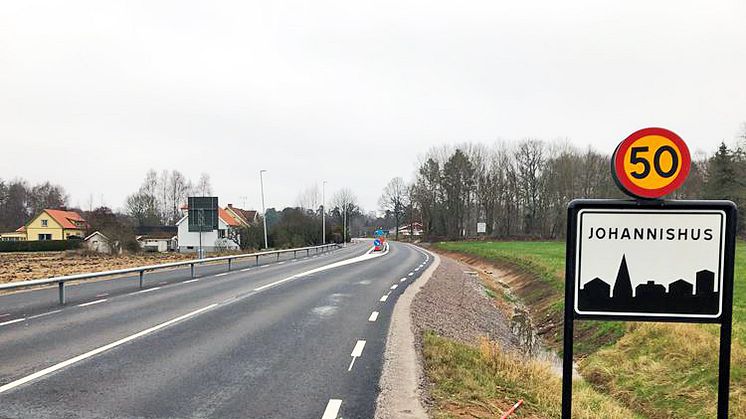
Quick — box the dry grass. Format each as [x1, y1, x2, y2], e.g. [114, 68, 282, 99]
[581, 322, 746, 418]
[0, 251, 197, 284]
[423, 331, 640, 418]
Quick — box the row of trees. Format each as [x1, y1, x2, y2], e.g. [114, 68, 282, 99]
[0, 179, 68, 231]
[125, 170, 213, 226]
[381, 135, 745, 240]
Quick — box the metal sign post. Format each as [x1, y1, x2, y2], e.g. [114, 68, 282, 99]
[561, 128, 737, 418]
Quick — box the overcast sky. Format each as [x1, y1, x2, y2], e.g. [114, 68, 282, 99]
[2, 1, 745, 212]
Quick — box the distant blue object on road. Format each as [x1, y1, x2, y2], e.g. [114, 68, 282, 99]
[374, 229, 385, 237]
[373, 239, 381, 247]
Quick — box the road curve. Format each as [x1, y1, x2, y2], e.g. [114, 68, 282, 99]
[0, 241, 432, 418]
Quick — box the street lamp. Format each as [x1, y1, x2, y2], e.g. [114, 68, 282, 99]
[259, 170, 268, 249]
[322, 180, 327, 245]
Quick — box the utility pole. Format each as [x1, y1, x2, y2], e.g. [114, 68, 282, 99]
[343, 205, 347, 247]
[260, 170, 268, 249]
[322, 180, 327, 245]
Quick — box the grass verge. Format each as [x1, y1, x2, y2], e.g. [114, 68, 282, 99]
[430, 240, 746, 418]
[423, 331, 641, 418]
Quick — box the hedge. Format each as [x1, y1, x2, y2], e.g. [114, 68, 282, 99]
[0, 240, 83, 252]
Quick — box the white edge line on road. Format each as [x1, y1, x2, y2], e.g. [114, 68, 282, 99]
[96, 293, 109, 298]
[0, 318, 25, 327]
[400, 277, 406, 282]
[254, 246, 386, 293]
[414, 267, 420, 271]
[0, 303, 218, 394]
[28, 310, 62, 320]
[77, 299, 107, 307]
[278, 261, 285, 265]
[183, 279, 199, 284]
[137, 287, 161, 294]
[368, 311, 379, 322]
[215, 273, 229, 277]
[390, 284, 397, 290]
[408, 272, 414, 276]
[240, 268, 252, 272]
[321, 399, 342, 419]
[379, 294, 389, 302]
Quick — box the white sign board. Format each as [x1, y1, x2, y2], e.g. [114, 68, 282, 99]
[574, 208, 725, 319]
[476, 222, 487, 233]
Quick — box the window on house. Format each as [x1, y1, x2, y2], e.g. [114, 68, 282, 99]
[218, 229, 226, 238]
[41, 219, 48, 227]
[38, 234, 52, 241]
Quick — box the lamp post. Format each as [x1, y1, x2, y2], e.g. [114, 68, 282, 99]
[322, 180, 327, 245]
[259, 169, 268, 249]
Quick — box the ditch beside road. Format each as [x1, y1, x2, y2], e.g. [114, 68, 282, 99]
[406, 249, 635, 418]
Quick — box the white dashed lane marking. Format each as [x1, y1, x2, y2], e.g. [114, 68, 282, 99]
[400, 278, 406, 282]
[215, 273, 229, 277]
[390, 284, 397, 290]
[347, 340, 366, 371]
[240, 268, 252, 272]
[0, 318, 25, 327]
[183, 279, 199, 284]
[379, 294, 389, 302]
[408, 272, 414, 276]
[137, 287, 161, 294]
[28, 310, 62, 320]
[321, 399, 342, 419]
[78, 299, 107, 307]
[368, 311, 379, 322]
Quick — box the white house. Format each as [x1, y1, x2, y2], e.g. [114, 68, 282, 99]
[388, 222, 423, 237]
[84, 231, 112, 253]
[176, 207, 241, 253]
[137, 233, 176, 253]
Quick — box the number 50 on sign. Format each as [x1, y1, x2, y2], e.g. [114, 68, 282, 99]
[612, 127, 691, 199]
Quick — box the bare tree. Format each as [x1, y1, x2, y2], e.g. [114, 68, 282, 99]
[196, 173, 213, 196]
[168, 170, 191, 224]
[379, 177, 408, 240]
[296, 184, 320, 211]
[332, 188, 358, 242]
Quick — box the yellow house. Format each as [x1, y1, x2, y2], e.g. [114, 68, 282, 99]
[24, 209, 88, 241]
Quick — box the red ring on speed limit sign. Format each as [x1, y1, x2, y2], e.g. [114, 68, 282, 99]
[612, 127, 691, 199]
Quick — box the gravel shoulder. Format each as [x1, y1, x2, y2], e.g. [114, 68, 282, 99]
[376, 247, 523, 418]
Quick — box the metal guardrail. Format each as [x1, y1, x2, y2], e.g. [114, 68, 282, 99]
[0, 244, 341, 305]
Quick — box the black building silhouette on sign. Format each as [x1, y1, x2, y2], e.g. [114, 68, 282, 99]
[578, 255, 719, 315]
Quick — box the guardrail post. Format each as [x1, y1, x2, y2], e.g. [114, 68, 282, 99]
[190, 263, 195, 278]
[256, 255, 259, 266]
[293, 250, 296, 259]
[307, 249, 310, 256]
[139, 270, 144, 289]
[276, 252, 280, 261]
[58, 281, 65, 305]
[228, 258, 232, 271]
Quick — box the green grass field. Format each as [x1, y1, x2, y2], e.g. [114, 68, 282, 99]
[431, 240, 746, 418]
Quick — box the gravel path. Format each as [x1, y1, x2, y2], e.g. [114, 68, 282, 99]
[411, 253, 519, 351]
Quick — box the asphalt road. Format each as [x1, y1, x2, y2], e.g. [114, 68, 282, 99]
[0, 240, 432, 419]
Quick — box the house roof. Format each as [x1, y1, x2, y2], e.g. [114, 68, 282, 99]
[225, 205, 258, 226]
[219, 208, 241, 227]
[15, 226, 26, 232]
[84, 231, 109, 241]
[175, 207, 241, 228]
[137, 231, 176, 240]
[43, 209, 87, 230]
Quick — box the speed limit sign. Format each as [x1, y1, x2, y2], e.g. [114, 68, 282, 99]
[611, 127, 691, 199]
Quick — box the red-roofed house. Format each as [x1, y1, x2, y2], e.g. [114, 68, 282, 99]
[24, 209, 88, 241]
[175, 206, 241, 253]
